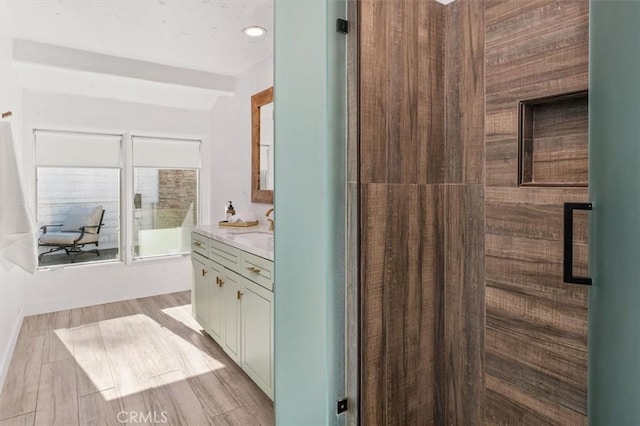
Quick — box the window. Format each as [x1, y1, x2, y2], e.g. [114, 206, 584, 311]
[132, 136, 201, 260]
[34, 131, 201, 267]
[34, 131, 122, 267]
[133, 168, 198, 258]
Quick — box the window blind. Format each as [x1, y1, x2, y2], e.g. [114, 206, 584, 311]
[35, 131, 122, 168]
[132, 136, 201, 169]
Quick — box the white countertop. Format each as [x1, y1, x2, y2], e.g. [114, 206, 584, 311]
[193, 224, 274, 261]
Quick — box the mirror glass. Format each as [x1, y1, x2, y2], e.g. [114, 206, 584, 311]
[251, 87, 274, 204]
[259, 102, 274, 190]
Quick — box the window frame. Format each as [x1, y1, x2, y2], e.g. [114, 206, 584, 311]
[32, 128, 206, 269]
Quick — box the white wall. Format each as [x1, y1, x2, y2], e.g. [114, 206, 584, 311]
[22, 90, 213, 315]
[210, 56, 274, 224]
[0, 17, 28, 390]
[0, 31, 272, 391]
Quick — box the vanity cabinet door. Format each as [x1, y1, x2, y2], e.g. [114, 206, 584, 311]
[241, 279, 274, 399]
[208, 260, 226, 344]
[191, 254, 210, 329]
[222, 270, 243, 363]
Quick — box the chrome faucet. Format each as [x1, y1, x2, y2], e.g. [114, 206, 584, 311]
[265, 208, 274, 231]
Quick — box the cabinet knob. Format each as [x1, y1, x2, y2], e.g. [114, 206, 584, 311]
[246, 266, 261, 274]
[193, 241, 202, 247]
[219, 279, 224, 287]
[202, 269, 207, 276]
[237, 290, 244, 300]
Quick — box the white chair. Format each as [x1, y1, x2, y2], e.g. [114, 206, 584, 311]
[38, 205, 105, 262]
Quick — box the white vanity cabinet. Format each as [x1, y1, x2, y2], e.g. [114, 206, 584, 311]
[221, 269, 242, 362]
[241, 278, 273, 396]
[191, 254, 210, 328]
[190, 229, 274, 399]
[207, 259, 225, 344]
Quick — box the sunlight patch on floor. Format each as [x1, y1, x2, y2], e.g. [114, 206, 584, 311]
[54, 312, 226, 400]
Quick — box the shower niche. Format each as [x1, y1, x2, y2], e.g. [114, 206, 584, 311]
[518, 91, 589, 187]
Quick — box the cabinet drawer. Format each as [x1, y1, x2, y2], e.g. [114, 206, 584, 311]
[191, 233, 209, 257]
[209, 238, 241, 271]
[240, 251, 273, 291]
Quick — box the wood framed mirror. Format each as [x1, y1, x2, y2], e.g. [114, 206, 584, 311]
[251, 86, 274, 204]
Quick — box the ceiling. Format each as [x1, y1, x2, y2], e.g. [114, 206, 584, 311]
[0, 0, 273, 76]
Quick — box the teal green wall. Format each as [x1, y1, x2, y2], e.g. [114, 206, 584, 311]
[273, 0, 346, 424]
[589, 0, 640, 424]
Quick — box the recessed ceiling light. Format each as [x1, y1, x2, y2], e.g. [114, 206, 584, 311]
[243, 26, 267, 37]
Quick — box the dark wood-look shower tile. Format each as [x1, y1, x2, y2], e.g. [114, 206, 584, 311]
[359, 0, 445, 184]
[485, 374, 586, 426]
[360, 184, 445, 425]
[484, 0, 588, 190]
[443, 184, 485, 425]
[484, 0, 590, 410]
[485, 280, 588, 422]
[485, 138, 518, 187]
[486, 283, 587, 349]
[485, 0, 588, 94]
[485, 108, 517, 140]
[345, 183, 359, 426]
[485, 186, 589, 243]
[486, 233, 588, 295]
[486, 321, 587, 392]
[445, 0, 485, 185]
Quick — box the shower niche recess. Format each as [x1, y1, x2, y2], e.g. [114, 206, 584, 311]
[518, 90, 588, 187]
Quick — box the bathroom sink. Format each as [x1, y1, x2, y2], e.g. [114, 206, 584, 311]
[230, 231, 274, 250]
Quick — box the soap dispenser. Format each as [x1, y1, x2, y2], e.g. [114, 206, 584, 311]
[225, 201, 236, 221]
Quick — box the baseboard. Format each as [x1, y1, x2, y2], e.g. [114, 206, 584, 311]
[23, 281, 190, 316]
[0, 306, 24, 392]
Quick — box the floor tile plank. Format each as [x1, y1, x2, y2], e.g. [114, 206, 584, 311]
[77, 389, 123, 426]
[20, 314, 51, 338]
[34, 358, 79, 426]
[212, 407, 260, 426]
[152, 370, 212, 425]
[163, 332, 241, 418]
[69, 305, 105, 328]
[0, 335, 44, 420]
[72, 324, 115, 397]
[42, 310, 74, 364]
[0, 412, 35, 426]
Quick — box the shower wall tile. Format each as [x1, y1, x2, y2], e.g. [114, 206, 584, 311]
[345, 182, 359, 426]
[484, 0, 590, 423]
[360, 183, 445, 424]
[360, 182, 485, 424]
[359, 0, 445, 185]
[359, 0, 487, 423]
[484, 0, 589, 188]
[444, 0, 485, 185]
[444, 184, 485, 425]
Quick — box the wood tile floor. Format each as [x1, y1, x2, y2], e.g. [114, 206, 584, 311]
[0, 291, 274, 426]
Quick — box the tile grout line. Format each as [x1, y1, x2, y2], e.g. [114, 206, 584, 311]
[95, 321, 118, 400]
[0, 411, 36, 424]
[32, 324, 47, 424]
